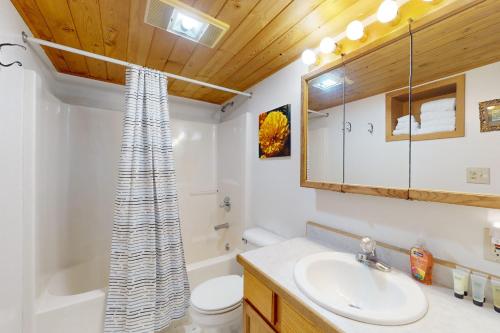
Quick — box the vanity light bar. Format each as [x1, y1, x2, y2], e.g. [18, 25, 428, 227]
[302, 0, 425, 65]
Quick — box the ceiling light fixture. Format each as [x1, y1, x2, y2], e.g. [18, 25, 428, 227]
[168, 10, 208, 42]
[301, 49, 317, 65]
[377, 0, 399, 23]
[300, 0, 418, 67]
[312, 76, 342, 91]
[346, 20, 365, 41]
[145, 0, 229, 48]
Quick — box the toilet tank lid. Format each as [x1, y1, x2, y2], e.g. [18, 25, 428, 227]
[242, 227, 285, 247]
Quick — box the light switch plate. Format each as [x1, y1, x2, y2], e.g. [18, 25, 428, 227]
[484, 228, 500, 263]
[467, 167, 490, 184]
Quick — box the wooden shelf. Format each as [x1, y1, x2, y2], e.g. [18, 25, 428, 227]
[385, 75, 465, 142]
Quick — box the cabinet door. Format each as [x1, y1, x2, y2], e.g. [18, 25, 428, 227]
[244, 301, 276, 333]
[278, 299, 321, 333]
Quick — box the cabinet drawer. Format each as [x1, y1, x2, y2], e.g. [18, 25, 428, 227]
[244, 271, 275, 323]
[244, 301, 276, 333]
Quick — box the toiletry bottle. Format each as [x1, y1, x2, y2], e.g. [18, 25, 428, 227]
[456, 266, 471, 296]
[410, 245, 434, 285]
[471, 272, 488, 307]
[491, 278, 500, 313]
[452, 269, 468, 299]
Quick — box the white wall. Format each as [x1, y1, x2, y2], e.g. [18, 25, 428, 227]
[0, 3, 58, 329]
[0, 67, 24, 333]
[223, 59, 500, 277]
[217, 113, 250, 253]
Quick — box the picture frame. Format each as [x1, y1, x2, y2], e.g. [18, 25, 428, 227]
[258, 104, 291, 159]
[479, 99, 500, 132]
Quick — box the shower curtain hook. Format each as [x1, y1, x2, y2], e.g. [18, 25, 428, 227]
[0, 39, 27, 68]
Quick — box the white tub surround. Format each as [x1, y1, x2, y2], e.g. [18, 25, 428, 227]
[238, 237, 499, 333]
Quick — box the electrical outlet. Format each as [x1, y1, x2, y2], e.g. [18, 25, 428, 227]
[467, 167, 490, 184]
[484, 228, 500, 263]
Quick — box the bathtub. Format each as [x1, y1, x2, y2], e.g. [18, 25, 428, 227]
[35, 250, 242, 333]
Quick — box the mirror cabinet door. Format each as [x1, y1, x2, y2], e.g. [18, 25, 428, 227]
[344, 36, 411, 190]
[306, 66, 345, 185]
[410, 2, 500, 199]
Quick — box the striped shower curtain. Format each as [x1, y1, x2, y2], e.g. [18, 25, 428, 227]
[104, 67, 190, 333]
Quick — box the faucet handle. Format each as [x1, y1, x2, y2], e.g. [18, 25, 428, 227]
[360, 237, 376, 254]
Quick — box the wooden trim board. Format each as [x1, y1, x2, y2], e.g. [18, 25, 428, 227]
[409, 188, 500, 209]
[341, 184, 409, 199]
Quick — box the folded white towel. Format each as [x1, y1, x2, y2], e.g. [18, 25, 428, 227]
[395, 123, 420, 131]
[393, 129, 411, 136]
[421, 118, 455, 128]
[420, 98, 456, 113]
[414, 125, 455, 135]
[397, 120, 419, 127]
[420, 111, 456, 121]
[396, 115, 416, 123]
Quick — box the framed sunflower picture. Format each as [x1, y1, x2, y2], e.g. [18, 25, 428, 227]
[258, 104, 291, 159]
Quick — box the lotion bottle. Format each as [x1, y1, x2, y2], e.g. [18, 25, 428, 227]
[491, 278, 500, 313]
[471, 272, 488, 306]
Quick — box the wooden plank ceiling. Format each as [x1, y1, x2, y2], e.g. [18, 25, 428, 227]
[11, 0, 380, 105]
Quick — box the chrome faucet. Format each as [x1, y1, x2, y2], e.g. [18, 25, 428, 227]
[356, 237, 391, 272]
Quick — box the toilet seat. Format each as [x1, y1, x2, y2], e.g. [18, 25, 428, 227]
[190, 275, 243, 315]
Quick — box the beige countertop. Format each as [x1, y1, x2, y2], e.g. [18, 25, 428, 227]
[239, 237, 499, 333]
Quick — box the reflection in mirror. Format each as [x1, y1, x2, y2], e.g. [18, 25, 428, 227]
[411, 2, 500, 196]
[306, 66, 345, 184]
[344, 36, 411, 189]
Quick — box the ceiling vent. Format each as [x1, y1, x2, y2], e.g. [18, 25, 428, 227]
[145, 0, 229, 48]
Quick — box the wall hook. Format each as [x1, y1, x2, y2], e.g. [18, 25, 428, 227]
[0, 43, 26, 67]
[368, 122, 374, 134]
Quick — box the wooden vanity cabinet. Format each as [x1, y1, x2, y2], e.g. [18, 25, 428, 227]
[244, 301, 276, 333]
[243, 270, 333, 333]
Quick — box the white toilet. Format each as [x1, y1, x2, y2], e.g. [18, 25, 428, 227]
[189, 227, 284, 332]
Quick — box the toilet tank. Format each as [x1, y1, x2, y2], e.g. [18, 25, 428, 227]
[241, 227, 285, 251]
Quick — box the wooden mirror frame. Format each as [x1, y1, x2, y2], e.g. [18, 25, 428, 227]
[300, 0, 500, 209]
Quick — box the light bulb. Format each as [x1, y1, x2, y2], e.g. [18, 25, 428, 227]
[301, 49, 317, 65]
[377, 0, 399, 23]
[180, 15, 197, 31]
[319, 37, 336, 54]
[346, 20, 365, 41]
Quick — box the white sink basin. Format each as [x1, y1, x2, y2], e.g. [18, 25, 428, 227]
[294, 252, 428, 325]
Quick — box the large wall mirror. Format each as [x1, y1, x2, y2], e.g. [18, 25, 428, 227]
[306, 66, 345, 188]
[409, 1, 500, 207]
[301, 1, 500, 208]
[344, 36, 411, 196]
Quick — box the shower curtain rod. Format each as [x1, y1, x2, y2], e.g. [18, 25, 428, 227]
[22, 32, 252, 98]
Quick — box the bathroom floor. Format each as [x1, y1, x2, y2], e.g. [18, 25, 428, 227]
[160, 316, 200, 333]
[161, 312, 241, 333]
